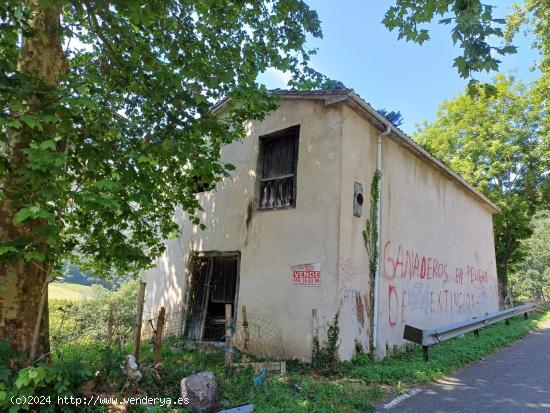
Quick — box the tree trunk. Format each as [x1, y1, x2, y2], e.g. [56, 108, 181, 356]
[496, 261, 508, 309]
[0, 1, 66, 359]
[0, 260, 49, 359]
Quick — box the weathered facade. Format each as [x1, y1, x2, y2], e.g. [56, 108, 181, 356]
[143, 88, 500, 361]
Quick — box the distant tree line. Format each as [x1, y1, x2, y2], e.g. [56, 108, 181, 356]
[61, 264, 126, 289]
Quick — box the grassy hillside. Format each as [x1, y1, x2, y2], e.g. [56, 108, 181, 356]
[48, 282, 97, 301]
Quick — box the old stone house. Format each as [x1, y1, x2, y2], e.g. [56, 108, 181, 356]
[143, 88, 499, 361]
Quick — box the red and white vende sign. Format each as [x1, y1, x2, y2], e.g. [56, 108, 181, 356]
[292, 263, 321, 286]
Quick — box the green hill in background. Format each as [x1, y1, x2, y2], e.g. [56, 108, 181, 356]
[49, 282, 97, 301]
[60, 263, 127, 289]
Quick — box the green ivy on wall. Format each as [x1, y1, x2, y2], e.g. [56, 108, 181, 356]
[363, 170, 381, 353]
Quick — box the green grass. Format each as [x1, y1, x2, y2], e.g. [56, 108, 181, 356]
[348, 309, 550, 386]
[218, 372, 384, 413]
[136, 310, 550, 412]
[48, 282, 97, 301]
[44, 309, 550, 413]
[134, 341, 384, 413]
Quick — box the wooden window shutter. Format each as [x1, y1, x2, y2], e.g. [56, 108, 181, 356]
[258, 125, 299, 210]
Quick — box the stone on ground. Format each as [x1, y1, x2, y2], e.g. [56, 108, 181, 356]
[181, 371, 219, 413]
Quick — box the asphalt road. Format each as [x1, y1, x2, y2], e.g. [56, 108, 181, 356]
[380, 319, 550, 413]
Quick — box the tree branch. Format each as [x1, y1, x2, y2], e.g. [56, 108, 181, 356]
[84, 3, 120, 64]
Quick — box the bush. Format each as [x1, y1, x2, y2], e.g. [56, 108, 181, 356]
[50, 279, 139, 355]
[311, 313, 340, 375]
[0, 342, 94, 413]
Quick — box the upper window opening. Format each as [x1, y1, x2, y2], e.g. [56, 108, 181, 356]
[258, 125, 299, 210]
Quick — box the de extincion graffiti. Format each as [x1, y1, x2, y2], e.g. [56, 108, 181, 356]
[382, 240, 495, 327]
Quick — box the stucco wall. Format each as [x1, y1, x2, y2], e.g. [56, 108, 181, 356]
[144, 96, 499, 362]
[374, 129, 499, 359]
[336, 106, 378, 359]
[144, 99, 345, 360]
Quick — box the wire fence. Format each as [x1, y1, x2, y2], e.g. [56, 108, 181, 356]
[47, 299, 286, 365]
[48, 303, 136, 362]
[141, 309, 185, 341]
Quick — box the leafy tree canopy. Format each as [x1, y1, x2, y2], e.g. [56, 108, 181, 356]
[377, 109, 404, 127]
[383, 0, 549, 94]
[415, 74, 549, 292]
[0, 0, 324, 279]
[505, 0, 550, 136]
[510, 210, 550, 303]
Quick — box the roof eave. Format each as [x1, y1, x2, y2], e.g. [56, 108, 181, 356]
[340, 92, 500, 214]
[212, 89, 500, 214]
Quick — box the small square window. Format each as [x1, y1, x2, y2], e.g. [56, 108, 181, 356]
[257, 125, 299, 210]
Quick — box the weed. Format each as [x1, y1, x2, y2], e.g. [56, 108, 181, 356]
[312, 312, 340, 376]
[3, 305, 543, 412]
[349, 310, 550, 386]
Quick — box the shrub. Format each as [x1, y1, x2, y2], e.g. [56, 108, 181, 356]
[0, 342, 94, 413]
[50, 279, 139, 354]
[311, 313, 340, 375]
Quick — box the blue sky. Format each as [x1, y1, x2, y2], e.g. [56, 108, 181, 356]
[259, 0, 541, 134]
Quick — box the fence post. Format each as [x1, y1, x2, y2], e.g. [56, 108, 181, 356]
[422, 345, 429, 362]
[225, 303, 233, 368]
[132, 282, 146, 362]
[241, 305, 249, 361]
[29, 278, 49, 363]
[154, 307, 166, 364]
[107, 304, 115, 347]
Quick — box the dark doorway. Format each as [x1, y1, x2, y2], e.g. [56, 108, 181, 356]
[185, 252, 240, 342]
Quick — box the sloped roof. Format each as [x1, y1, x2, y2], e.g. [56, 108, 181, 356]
[213, 87, 499, 213]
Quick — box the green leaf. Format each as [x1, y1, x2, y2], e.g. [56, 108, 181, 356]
[23, 251, 46, 262]
[95, 179, 120, 190]
[20, 115, 41, 130]
[417, 29, 430, 44]
[137, 155, 149, 163]
[9, 405, 22, 413]
[38, 140, 56, 150]
[6, 119, 22, 130]
[15, 369, 29, 390]
[13, 205, 55, 225]
[0, 246, 17, 256]
[500, 45, 517, 55]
